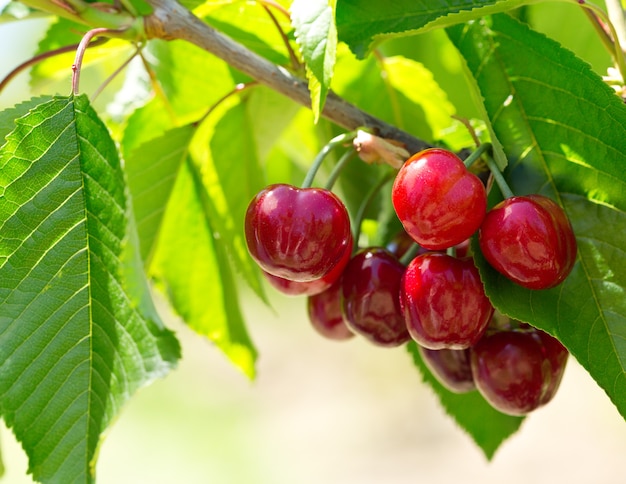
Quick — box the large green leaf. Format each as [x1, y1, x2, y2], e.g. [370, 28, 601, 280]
[407, 343, 524, 459]
[0, 95, 180, 483]
[448, 15, 626, 417]
[291, 0, 337, 121]
[336, 0, 541, 57]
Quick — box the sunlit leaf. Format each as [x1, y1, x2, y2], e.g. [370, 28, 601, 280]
[0, 94, 180, 483]
[291, 0, 337, 121]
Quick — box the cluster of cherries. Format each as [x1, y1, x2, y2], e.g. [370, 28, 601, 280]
[244, 146, 576, 416]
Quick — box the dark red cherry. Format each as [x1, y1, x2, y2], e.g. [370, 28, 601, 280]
[419, 346, 475, 393]
[245, 184, 352, 282]
[262, 237, 353, 296]
[392, 148, 487, 250]
[479, 194, 577, 290]
[341, 248, 410, 347]
[307, 279, 354, 341]
[470, 327, 568, 415]
[400, 253, 494, 350]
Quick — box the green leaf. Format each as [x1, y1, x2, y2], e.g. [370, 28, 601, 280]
[191, 100, 268, 303]
[125, 124, 196, 264]
[0, 95, 180, 483]
[151, 158, 258, 379]
[336, 0, 542, 57]
[407, 343, 524, 459]
[448, 15, 626, 417]
[291, 0, 337, 121]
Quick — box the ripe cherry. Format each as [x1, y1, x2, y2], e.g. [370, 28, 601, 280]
[400, 253, 494, 350]
[392, 148, 487, 250]
[262, 237, 353, 296]
[479, 194, 577, 290]
[245, 184, 352, 282]
[307, 279, 354, 341]
[419, 346, 475, 393]
[341, 247, 410, 347]
[470, 327, 568, 415]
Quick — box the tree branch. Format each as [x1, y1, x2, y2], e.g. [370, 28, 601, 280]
[143, 0, 431, 155]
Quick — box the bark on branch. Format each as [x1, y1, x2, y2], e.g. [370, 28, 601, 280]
[143, 0, 432, 155]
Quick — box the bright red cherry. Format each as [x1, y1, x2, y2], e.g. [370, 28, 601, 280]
[400, 253, 494, 350]
[245, 184, 352, 282]
[262, 237, 353, 296]
[392, 148, 487, 250]
[419, 346, 475, 393]
[470, 327, 568, 415]
[307, 279, 354, 341]
[341, 248, 410, 347]
[478, 194, 577, 290]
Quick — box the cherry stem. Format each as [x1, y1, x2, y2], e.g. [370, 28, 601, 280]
[260, 2, 301, 72]
[462, 142, 491, 169]
[352, 171, 394, 247]
[72, 28, 121, 95]
[301, 130, 358, 188]
[399, 242, 422, 266]
[0, 38, 108, 96]
[91, 47, 138, 101]
[324, 149, 356, 190]
[483, 149, 515, 199]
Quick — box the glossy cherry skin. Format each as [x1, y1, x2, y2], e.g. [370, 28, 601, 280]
[479, 194, 577, 290]
[532, 330, 569, 405]
[262, 237, 353, 296]
[392, 148, 487, 250]
[419, 346, 475, 393]
[470, 328, 568, 415]
[400, 253, 494, 350]
[341, 248, 410, 347]
[245, 184, 352, 282]
[307, 279, 354, 341]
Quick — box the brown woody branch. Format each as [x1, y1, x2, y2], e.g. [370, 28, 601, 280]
[143, 0, 432, 155]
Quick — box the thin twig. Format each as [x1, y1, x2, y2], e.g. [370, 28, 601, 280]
[72, 27, 122, 94]
[261, 3, 302, 72]
[143, 0, 432, 155]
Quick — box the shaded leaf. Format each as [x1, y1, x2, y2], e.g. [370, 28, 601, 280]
[0, 95, 180, 483]
[125, 124, 196, 263]
[407, 343, 524, 460]
[448, 15, 626, 417]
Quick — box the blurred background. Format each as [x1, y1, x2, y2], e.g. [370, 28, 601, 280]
[1, 6, 626, 484]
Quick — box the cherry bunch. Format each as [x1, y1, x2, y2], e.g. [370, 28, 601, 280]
[244, 140, 577, 416]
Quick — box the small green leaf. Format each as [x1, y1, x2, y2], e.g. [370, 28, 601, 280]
[407, 343, 524, 459]
[336, 0, 542, 57]
[291, 0, 338, 121]
[0, 95, 180, 483]
[449, 15, 626, 418]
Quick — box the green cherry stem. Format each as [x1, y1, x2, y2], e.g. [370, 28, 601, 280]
[324, 149, 356, 190]
[462, 142, 492, 169]
[301, 130, 358, 188]
[352, 171, 394, 246]
[399, 242, 422, 266]
[483, 149, 515, 199]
